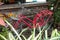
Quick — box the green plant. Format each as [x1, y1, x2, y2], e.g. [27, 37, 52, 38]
[0, 20, 60, 40]
[50, 29, 60, 40]
[0, 26, 8, 40]
[54, 9, 60, 23]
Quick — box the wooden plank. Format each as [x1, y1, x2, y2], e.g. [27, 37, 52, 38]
[0, 2, 51, 10]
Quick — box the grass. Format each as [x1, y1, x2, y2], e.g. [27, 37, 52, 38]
[0, 20, 60, 40]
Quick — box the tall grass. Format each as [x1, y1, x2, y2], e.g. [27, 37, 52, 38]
[0, 20, 60, 40]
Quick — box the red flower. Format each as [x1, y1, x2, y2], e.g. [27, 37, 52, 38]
[13, 10, 53, 29]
